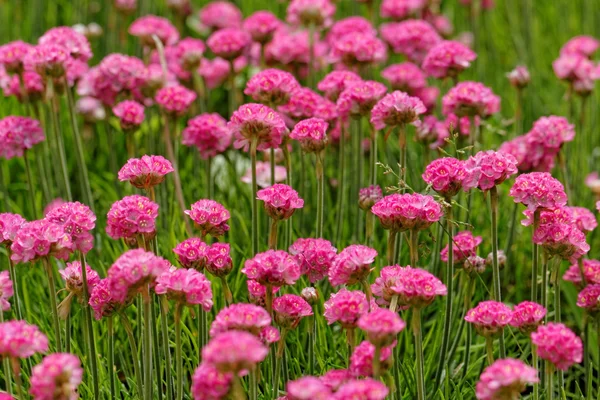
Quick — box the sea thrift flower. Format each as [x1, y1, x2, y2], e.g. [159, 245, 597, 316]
[202, 330, 268, 374]
[329, 32, 388, 68]
[3, 70, 45, 103]
[464, 255, 487, 275]
[0, 116, 44, 160]
[358, 308, 405, 347]
[114, 0, 137, 14]
[359, 185, 383, 211]
[242, 250, 301, 287]
[577, 284, 600, 311]
[465, 301, 513, 337]
[289, 238, 337, 283]
[0, 213, 27, 245]
[118, 155, 174, 191]
[129, 15, 179, 47]
[380, 20, 441, 63]
[243, 11, 281, 44]
[199, 1, 242, 31]
[442, 81, 500, 118]
[381, 62, 427, 92]
[182, 113, 231, 159]
[89, 279, 118, 320]
[11, 220, 73, 263]
[329, 245, 377, 286]
[205, 243, 233, 277]
[564, 259, 600, 287]
[39, 26, 92, 62]
[241, 161, 287, 188]
[301, 287, 318, 305]
[389, 266, 446, 308]
[287, 376, 332, 400]
[191, 363, 233, 400]
[510, 301, 546, 333]
[0, 41, 33, 72]
[290, 117, 328, 153]
[155, 85, 196, 117]
[25, 44, 70, 77]
[327, 16, 376, 45]
[317, 70, 362, 102]
[380, 0, 427, 20]
[59, 261, 100, 298]
[528, 116, 575, 150]
[333, 378, 389, 400]
[507, 65, 530, 89]
[509, 172, 567, 211]
[0, 271, 13, 311]
[273, 294, 313, 329]
[370, 91, 425, 130]
[105, 195, 159, 241]
[422, 157, 465, 198]
[440, 231, 482, 263]
[286, 0, 336, 28]
[207, 28, 251, 60]
[198, 58, 230, 89]
[422, 41, 476, 79]
[531, 323, 583, 371]
[324, 289, 369, 328]
[320, 369, 352, 392]
[569, 206, 598, 232]
[155, 267, 213, 310]
[172, 238, 209, 270]
[371, 193, 443, 232]
[475, 358, 539, 400]
[371, 265, 405, 306]
[415, 115, 450, 149]
[462, 150, 518, 191]
[533, 222, 589, 262]
[0, 320, 49, 359]
[256, 184, 304, 221]
[561, 35, 600, 58]
[29, 353, 83, 400]
[76, 97, 105, 123]
[210, 303, 271, 337]
[112, 100, 144, 132]
[244, 68, 300, 106]
[185, 199, 230, 238]
[228, 103, 286, 152]
[246, 280, 280, 307]
[337, 80, 387, 118]
[350, 341, 394, 378]
[92, 54, 145, 105]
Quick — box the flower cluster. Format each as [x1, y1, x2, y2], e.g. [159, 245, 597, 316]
[0, 116, 45, 160]
[129, 15, 179, 47]
[289, 238, 337, 283]
[155, 267, 213, 310]
[118, 155, 173, 191]
[387, 266, 447, 308]
[11, 219, 73, 263]
[370, 91, 426, 130]
[207, 28, 251, 60]
[59, 261, 100, 298]
[510, 301, 546, 333]
[381, 62, 426, 93]
[202, 330, 268, 374]
[112, 100, 145, 132]
[210, 303, 272, 337]
[106, 195, 159, 242]
[242, 250, 301, 287]
[185, 199, 230, 238]
[245, 68, 300, 106]
[380, 20, 441, 63]
[89, 279, 118, 320]
[324, 289, 369, 328]
[371, 193, 443, 232]
[329, 245, 377, 286]
[337, 80, 387, 118]
[462, 150, 518, 191]
[563, 259, 600, 287]
[576, 284, 600, 311]
[0, 320, 48, 359]
[155, 84, 197, 116]
[182, 113, 231, 159]
[191, 363, 233, 400]
[442, 81, 500, 118]
[465, 301, 513, 337]
[290, 117, 328, 153]
[229, 103, 286, 152]
[349, 341, 394, 378]
[358, 308, 405, 347]
[0, 271, 13, 311]
[317, 70, 362, 101]
[257, 184, 304, 221]
[531, 323, 583, 371]
[422, 41, 477, 79]
[358, 185, 383, 211]
[422, 157, 465, 198]
[509, 172, 568, 212]
[0, 213, 26, 246]
[475, 358, 538, 400]
[30, 353, 83, 400]
[440, 231, 482, 263]
[273, 294, 313, 329]
[243, 11, 281, 43]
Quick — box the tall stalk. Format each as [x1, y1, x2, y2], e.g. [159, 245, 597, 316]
[316, 150, 324, 238]
[387, 231, 397, 266]
[121, 312, 144, 398]
[159, 298, 174, 400]
[273, 329, 288, 397]
[412, 309, 425, 400]
[531, 210, 540, 302]
[409, 229, 419, 267]
[198, 306, 207, 357]
[268, 220, 278, 250]
[6, 254, 23, 321]
[47, 80, 72, 201]
[489, 187, 505, 358]
[0, 310, 12, 395]
[485, 337, 494, 365]
[335, 120, 347, 244]
[143, 288, 153, 400]
[250, 137, 260, 255]
[398, 125, 407, 188]
[43, 257, 62, 352]
[11, 359, 24, 400]
[23, 150, 38, 219]
[372, 344, 381, 380]
[108, 317, 116, 400]
[79, 252, 99, 400]
[174, 304, 184, 400]
[205, 157, 213, 199]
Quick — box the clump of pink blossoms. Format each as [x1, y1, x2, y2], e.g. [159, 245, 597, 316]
[129, 15, 179, 47]
[380, 0, 427, 20]
[228, 103, 286, 152]
[465, 300, 513, 337]
[273, 294, 313, 329]
[286, 0, 336, 28]
[370, 91, 426, 130]
[507, 65, 530, 89]
[533, 218, 589, 262]
[243, 11, 281, 44]
[246, 280, 280, 307]
[358, 185, 383, 211]
[329, 244, 377, 286]
[0, 320, 48, 359]
[337, 80, 387, 118]
[289, 237, 337, 283]
[89, 279, 118, 320]
[569, 206, 598, 233]
[182, 113, 231, 159]
[210, 303, 272, 337]
[245, 68, 300, 106]
[207, 28, 251, 60]
[317, 70, 362, 101]
[531, 322, 583, 371]
[0, 213, 26, 246]
[155, 267, 213, 310]
[118, 155, 173, 191]
[172, 238, 209, 270]
[380, 20, 441, 64]
[442, 81, 500, 118]
[199, 1, 242, 31]
[422, 40, 476, 79]
[371, 193, 443, 233]
[0, 116, 45, 160]
[509, 172, 568, 212]
[106, 195, 159, 242]
[155, 85, 197, 117]
[241, 161, 287, 188]
[381, 62, 427, 93]
[440, 231, 482, 263]
[350, 340, 395, 378]
[39, 26, 92, 62]
[45, 201, 96, 254]
[290, 117, 328, 153]
[242, 250, 301, 287]
[0, 41, 34, 73]
[462, 150, 518, 191]
[577, 284, 600, 311]
[112, 100, 145, 132]
[287, 376, 332, 400]
[191, 363, 233, 400]
[185, 199, 230, 238]
[332, 378, 388, 400]
[564, 259, 600, 287]
[475, 358, 538, 400]
[329, 32, 388, 69]
[257, 184, 304, 221]
[59, 261, 100, 299]
[422, 157, 466, 198]
[0, 271, 13, 311]
[205, 243, 233, 278]
[30, 353, 83, 400]
[324, 289, 369, 330]
[389, 266, 447, 308]
[510, 301, 546, 333]
[358, 308, 405, 347]
[202, 330, 268, 374]
[11, 220, 73, 263]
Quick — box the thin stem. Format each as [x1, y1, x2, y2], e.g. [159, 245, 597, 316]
[249, 370, 258, 400]
[361, 279, 373, 311]
[47, 79, 72, 200]
[346, 328, 356, 353]
[409, 229, 419, 267]
[461, 275, 475, 379]
[355, 119, 364, 241]
[489, 187, 506, 358]
[398, 125, 407, 191]
[175, 304, 183, 400]
[584, 317, 591, 400]
[250, 137, 260, 255]
[265, 284, 273, 317]
[79, 252, 99, 400]
[273, 329, 288, 397]
[553, 261, 561, 322]
[412, 309, 425, 400]
[159, 298, 174, 400]
[503, 202, 519, 263]
[546, 362, 554, 400]
[533, 344, 539, 400]
[11, 359, 24, 400]
[143, 289, 153, 400]
[268, 220, 278, 250]
[316, 151, 324, 238]
[365, 211, 373, 246]
[220, 277, 233, 306]
[232, 376, 247, 400]
[532, 210, 541, 302]
[108, 317, 116, 400]
[270, 148, 276, 186]
[43, 257, 62, 352]
[387, 231, 398, 266]
[369, 126, 377, 185]
[485, 337, 494, 365]
[206, 157, 213, 199]
[7, 255, 22, 322]
[372, 344, 381, 379]
[191, 70, 207, 114]
[23, 150, 38, 219]
[65, 309, 71, 352]
[541, 252, 549, 323]
[121, 312, 144, 397]
[578, 258, 588, 287]
[335, 119, 347, 244]
[308, 311, 315, 376]
[389, 295, 399, 313]
[282, 142, 293, 250]
[198, 305, 207, 356]
[0, 310, 12, 395]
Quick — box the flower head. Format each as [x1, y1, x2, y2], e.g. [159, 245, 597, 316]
[30, 353, 82, 400]
[320, 369, 352, 392]
[205, 243, 233, 277]
[11, 220, 73, 263]
[112, 100, 145, 132]
[257, 184, 304, 221]
[25, 44, 71, 77]
[509, 172, 568, 212]
[577, 284, 600, 311]
[528, 116, 575, 150]
[533, 221, 589, 262]
[286, 0, 336, 28]
[327, 17, 376, 45]
[199, 1, 243, 31]
[129, 15, 179, 47]
[155, 84, 196, 116]
[92, 54, 145, 105]
[531, 323, 583, 371]
[475, 358, 538, 400]
[210, 303, 272, 337]
[246, 280, 280, 307]
[243, 11, 281, 44]
[337, 80, 387, 118]
[324, 289, 369, 328]
[0, 213, 27, 246]
[172, 238, 209, 271]
[358, 186, 383, 211]
[422, 40, 476, 79]
[191, 363, 233, 400]
[507, 65, 530, 89]
[207, 28, 251, 60]
[329, 244, 377, 286]
[350, 341, 394, 378]
[0, 320, 48, 359]
[370, 90, 425, 130]
[0, 116, 44, 160]
[561, 35, 600, 58]
[182, 113, 231, 159]
[569, 206, 597, 232]
[287, 376, 332, 400]
[185, 199, 230, 238]
[89, 278, 119, 320]
[389, 266, 446, 308]
[358, 308, 405, 347]
[289, 117, 328, 153]
[202, 331, 269, 374]
[422, 157, 466, 198]
[381, 62, 427, 92]
[289, 238, 337, 283]
[329, 32, 388, 68]
[0, 41, 34, 73]
[155, 267, 213, 309]
[442, 81, 500, 118]
[371, 193, 442, 232]
[118, 155, 173, 191]
[242, 250, 301, 287]
[106, 195, 159, 241]
[59, 261, 100, 298]
[245, 68, 300, 106]
[462, 150, 518, 191]
[440, 231, 482, 263]
[563, 259, 600, 287]
[465, 301, 513, 337]
[0, 271, 13, 312]
[317, 70, 362, 102]
[229, 103, 286, 152]
[510, 301, 546, 334]
[380, 0, 427, 20]
[332, 378, 389, 400]
[273, 294, 313, 329]
[380, 20, 441, 63]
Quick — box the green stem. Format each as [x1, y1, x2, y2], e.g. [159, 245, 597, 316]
[409, 229, 419, 267]
[412, 309, 425, 400]
[387, 231, 398, 266]
[273, 329, 288, 397]
[191, 70, 207, 114]
[249, 369, 258, 400]
[365, 211, 373, 246]
[316, 151, 324, 238]
[546, 362, 554, 400]
[515, 88, 523, 136]
[11, 360, 24, 400]
[503, 202, 519, 264]
[228, 63, 236, 117]
[584, 318, 591, 400]
[198, 305, 207, 356]
[121, 312, 144, 398]
[531, 210, 540, 303]
[489, 187, 505, 358]
[541, 252, 549, 323]
[0, 310, 12, 395]
[65, 312, 71, 353]
[47, 80, 72, 200]
[79, 252, 99, 400]
[268, 220, 278, 250]
[282, 142, 293, 250]
[372, 345, 381, 380]
[308, 311, 315, 376]
[7, 252, 23, 321]
[355, 119, 364, 241]
[43, 257, 62, 352]
[533, 344, 539, 400]
[159, 298, 174, 400]
[270, 148, 276, 186]
[250, 137, 259, 255]
[108, 317, 116, 400]
[206, 157, 213, 199]
[232, 376, 247, 400]
[369, 126, 377, 185]
[175, 304, 183, 400]
[335, 119, 347, 244]
[220, 277, 233, 306]
[389, 295, 399, 313]
[151, 297, 163, 400]
[461, 276, 475, 379]
[361, 279, 373, 311]
[265, 284, 273, 317]
[143, 289, 153, 400]
[578, 258, 588, 287]
[398, 124, 406, 190]
[23, 150, 38, 219]
[485, 337, 494, 365]
[553, 261, 561, 322]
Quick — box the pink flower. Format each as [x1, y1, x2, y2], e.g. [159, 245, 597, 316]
[273, 294, 313, 329]
[202, 331, 269, 374]
[440, 231, 482, 263]
[329, 32, 388, 68]
[0, 271, 13, 311]
[388, 266, 446, 308]
[114, 0, 137, 14]
[280, 87, 335, 122]
[510, 172, 568, 212]
[337, 80, 387, 118]
[207, 28, 251, 60]
[528, 116, 575, 150]
[198, 57, 230, 89]
[290, 117, 328, 152]
[286, 0, 336, 28]
[380, 20, 441, 64]
[155, 267, 213, 310]
[372, 193, 443, 232]
[577, 284, 600, 311]
[182, 113, 231, 159]
[442, 81, 500, 118]
[129, 15, 179, 47]
[241, 161, 287, 188]
[25, 44, 71, 77]
[531, 323, 583, 371]
[173, 238, 209, 270]
[371, 265, 404, 306]
[0, 320, 48, 359]
[289, 238, 337, 283]
[155, 84, 196, 116]
[106, 249, 170, 303]
[349, 340, 394, 378]
[358, 308, 405, 347]
[317, 70, 362, 101]
[475, 358, 538, 400]
[563, 259, 600, 287]
[205, 243, 233, 277]
[415, 115, 449, 149]
[324, 289, 369, 328]
[510, 301, 546, 334]
[199, 1, 242, 31]
[185, 199, 230, 238]
[118, 155, 173, 191]
[243, 250, 301, 287]
[358, 185, 383, 211]
[243, 11, 281, 44]
[2, 70, 45, 103]
[89, 279, 118, 320]
[106, 195, 159, 241]
[0, 41, 34, 73]
[329, 245, 377, 286]
[287, 376, 332, 400]
[11, 220, 73, 263]
[247, 280, 280, 307]
[39, 26, 92, 62]
[228, 103, 286, 152]
[191, 363, 233, 400]
[498, 135, 537, 173]
[92, 54, 145, 105]
[370, 91, 425, 130]
[210, 303, 271, 337]
[30, 353, 82, 400]
[112, 100, 145, 132]
[320, 369, 352, 392]
[381, 62, 427, 92]
[326, 17, 376, 46]
[507, 65, 530, 89]
[264, 29, 314, 68]
[422, 40, 476, 79]
[533, 221, 589, 262]
[462, 150, 518, 191]
[380, 0, 427, 20]
[332, 378, 389, 400]
[465, 300, 512, 337]
[569, 206, 597, 232]
[560, 35, 600, 58]
[422, 157, 465, 198]
[0, 213, 27, 246]
[0, 116, 44, 160]
[59, 261, 100, 298]
[245, 68, 300, 106]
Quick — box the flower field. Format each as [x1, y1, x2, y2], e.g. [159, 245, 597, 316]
[0, 0, 599, 399]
